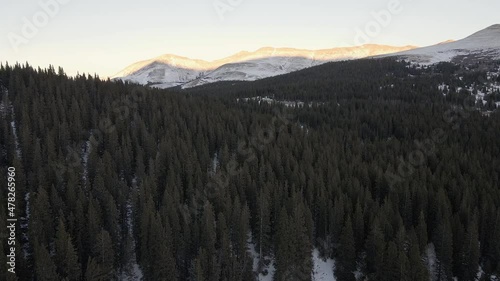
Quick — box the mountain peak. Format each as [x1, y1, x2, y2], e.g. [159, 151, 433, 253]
[381, 24, 500, 64]
[465, 23, 500, 39]
[486, 24, 500, 29]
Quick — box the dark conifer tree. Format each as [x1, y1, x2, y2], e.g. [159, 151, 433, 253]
[335, 216, 356, 281]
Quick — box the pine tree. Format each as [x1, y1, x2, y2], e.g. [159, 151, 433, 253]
[275, 206, 292, 281]
[382, 241, 402, 281]
[54, 219, 81, 280]
[365, 219, 386, 279]
[335, 216, 356, 281]
[257, 183, 271, 265]
[91, 229, 115, 280]
[30, 188, 54, 246]
[331, 197, 345, 243]
[149, 213, 177, 280]
[433, 219, 453, 281]
[84, 257, 107, 281]
[408, 241, 429, 281]
[189, 256, 204, 281]
[353, 202, 365, 252]
[490, 209, 500, 275]
[34, 242, 59, 281]
[292, 202, 313, 281]
[216, 213, 233, 280]
[459, 219, 480, 281]
[416, 212, 428, 252]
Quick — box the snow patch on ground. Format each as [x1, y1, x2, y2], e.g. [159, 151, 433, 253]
[7, 99, 22, 159]
[464, 83, 500, 107]
[298, 123, 310, 134]
[437, 76, 500, 109]
[211, 152, 219, 174]
[438, 83, 450, 96]
[247, 235, 276, 281]
[1, 88, 23, 159]
[354, 268, 363, 281]
[476, 266, 485, 280]
[238, 96, 324, 108]
[0, 101, 7, 117]
[10, 120, 21, 159]
[424, 244, 438, 281]
[247, 238, 336, 281]
[311, 248, 336, 281]
[81, 137, 91, 186]
[119, 177, 143, 281]
[0, 86, 7, 117]
[21, 193, 31, 259]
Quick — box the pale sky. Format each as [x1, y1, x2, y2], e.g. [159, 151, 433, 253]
[1, 0, 498, 77]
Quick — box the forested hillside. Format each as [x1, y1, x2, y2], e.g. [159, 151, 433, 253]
[1, 59, 499, 281]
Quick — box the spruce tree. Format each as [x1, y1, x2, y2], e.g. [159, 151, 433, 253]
[416, 212, 428, 252]
[34, 242, 59, 281]
[365, 219, 386, 279]
[54, 219, 81, 280]
[459, 219, 480, 281]
[149, 214, 177, 280]
[335, 216, 356, 281]
[433, 219, 453, 281]
[84, 257, 107, 281]
[408, 241, 429, 281]
[382, 241, 401, 281]
[91, 229, 114, 280]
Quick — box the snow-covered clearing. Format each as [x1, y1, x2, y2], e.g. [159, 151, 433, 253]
[247, 234, 336, 281]
[311, 248, 336, 281]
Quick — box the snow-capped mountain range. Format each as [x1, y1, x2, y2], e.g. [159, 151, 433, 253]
[112, 45, 416, 89]
[380, 24, 500, 64]
[113, 24, 500, 89]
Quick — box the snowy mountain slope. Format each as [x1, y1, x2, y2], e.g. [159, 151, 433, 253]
[181, 45, 415, 88]
[181, 56, 318, 88]
[112, 45, 415, 89]
[111, 55, 214, 88]
[380, 24, 500, 64]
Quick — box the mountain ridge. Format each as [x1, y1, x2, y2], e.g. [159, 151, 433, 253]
[380, 24, 500, 64]
[112, 44, 416, 89]
[113, 24, 500, 89]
